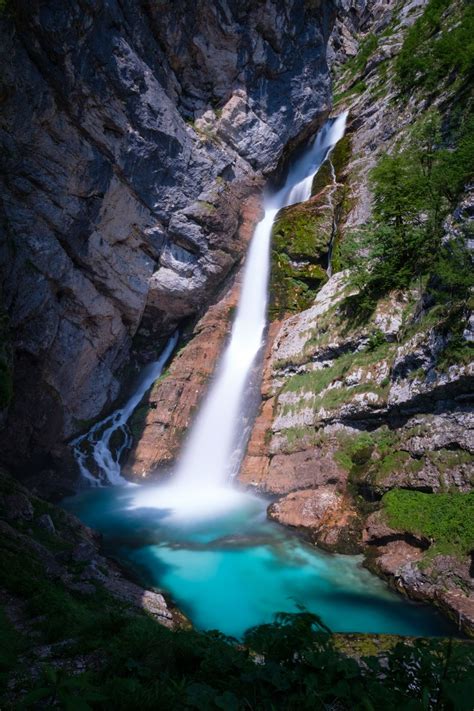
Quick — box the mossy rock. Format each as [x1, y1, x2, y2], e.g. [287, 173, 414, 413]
[311, 159, 333, 196]
[272, 201, 333, 262]
[269, 199, 332, 320]
[382, 489, 474, 559]
[330, 134, 352, 178]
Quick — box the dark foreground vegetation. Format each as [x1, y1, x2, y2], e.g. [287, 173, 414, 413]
[2, 597, 473, 710]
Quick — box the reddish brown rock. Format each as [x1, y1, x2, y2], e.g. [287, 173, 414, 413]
[124, 193, 263, 479]
[239, 398, 274, 487]
[436, 589, 474, 638]
[370, 540, 425, 578]
[263, 448, 346, 495]
[363, 510, 429, 549]
[365, 527, 474, 638]
[268, 486, 360, 552]
[239, 319, 281, 487]
[124, 283, 238, 478]
[268, 486, 340, 528]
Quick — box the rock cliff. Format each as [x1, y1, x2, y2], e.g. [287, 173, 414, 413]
[238, 0, 474, 633]
[0, 0, 337, 473]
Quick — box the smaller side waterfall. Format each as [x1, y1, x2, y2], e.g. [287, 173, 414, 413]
[73, 332, 178, 484]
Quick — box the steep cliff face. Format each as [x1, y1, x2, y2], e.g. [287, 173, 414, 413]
[0, 0, 337, 472]
[240, 0, 474, 633]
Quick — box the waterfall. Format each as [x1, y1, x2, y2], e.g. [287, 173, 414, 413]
[131, 111, 348, 517]
[171, 207, 279, 490]
[173, 112, 348, 487]
[72, 332, 178, 484]
[74, 112, 347, 503]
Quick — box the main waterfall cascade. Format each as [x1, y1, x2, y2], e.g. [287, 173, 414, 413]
[141, 111, 349, 515]
[74, 112, 348, 514]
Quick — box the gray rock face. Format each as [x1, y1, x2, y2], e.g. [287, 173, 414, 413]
[328, 0, 400, 68]
[0, 0, 337, 470]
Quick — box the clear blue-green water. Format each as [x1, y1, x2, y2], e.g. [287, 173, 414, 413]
[63, 485, 454, 639]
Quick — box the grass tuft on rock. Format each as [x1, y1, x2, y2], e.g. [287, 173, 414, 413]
[382, 490, 474, 558]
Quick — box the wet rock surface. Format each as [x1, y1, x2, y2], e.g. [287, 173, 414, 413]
[124, 191, 262, 478]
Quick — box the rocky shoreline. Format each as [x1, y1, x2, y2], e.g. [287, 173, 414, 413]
[0, 469, 184, 632]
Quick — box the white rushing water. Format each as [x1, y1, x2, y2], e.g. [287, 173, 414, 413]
[131, 111, 348, 517]
[73, 332, 178, 485]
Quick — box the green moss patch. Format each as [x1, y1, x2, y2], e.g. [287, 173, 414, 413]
[282, 341, 393, 398]
[382, 489, 474, 558]
[280, 425, 321, 453]
[269, 200, 332, 320]
[395, 0, 474, 98]
[272, 202, 332, 261]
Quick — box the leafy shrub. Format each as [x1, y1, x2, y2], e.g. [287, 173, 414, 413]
[340, 110, 473, 319]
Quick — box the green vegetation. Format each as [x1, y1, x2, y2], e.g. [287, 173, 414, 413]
[3, 588, 474, 710]
[336, 430, 420, 495]
[395, 0, 474, 97]
[335, 428, 474, 499]
[340, 109, 474, 327]
[273, 210, 330, 261]
[269, 205, 330, 320]
[269, 132, 353, 321]
[344, 33, 379, 77]
[281, 339, 393, 405]
[333, 81, 367, 106]
[280, 425, 324, 453]
[383, 490, 474, 558]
